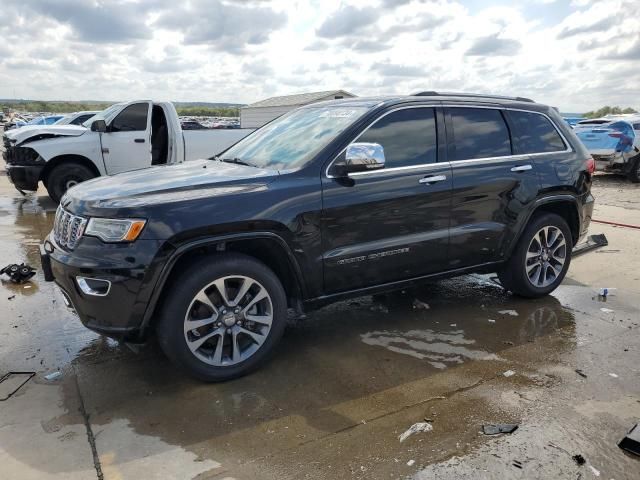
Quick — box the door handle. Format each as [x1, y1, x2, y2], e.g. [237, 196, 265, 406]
[419, 174, 447, 184]
[134, 138, 145, 143]
[511, 164, 532, 172]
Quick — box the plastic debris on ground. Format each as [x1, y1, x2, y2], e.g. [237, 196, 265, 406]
[498, 310, 518, 316]
[1, 263, 36, 284]
[44, 371, 62, 381]
[588, 465, 600, 477]
[600, 307, 615, 313]
[482, 424, 519, 435]
[609, 373, 619, 378]
[399, 422, 433, 442]
[618, 423, 640, 456]
[488, 319, 496, 323]
[575, 369, 588, 378]
[406, 460, 415, 466]
[572, 454, 586, 465]
[503, 370, 516, 377]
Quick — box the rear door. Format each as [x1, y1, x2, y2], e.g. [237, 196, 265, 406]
[100, 102, 152, 174]
[321, 106, 452, 293]
[445, 106, 540, 269]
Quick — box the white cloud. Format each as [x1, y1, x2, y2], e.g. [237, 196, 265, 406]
[0, 0, 637, 112]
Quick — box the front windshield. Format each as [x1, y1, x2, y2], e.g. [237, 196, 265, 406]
[82, 103, 124, 128]
[221, 105, 370, 170]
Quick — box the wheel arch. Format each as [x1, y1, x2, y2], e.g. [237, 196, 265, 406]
[40, 154, 101, 188]
[139, 232, 306, 335]
[515, 196, 580, 251]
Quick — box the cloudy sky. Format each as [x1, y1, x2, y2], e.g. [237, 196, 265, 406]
[0, 0, 638, 111]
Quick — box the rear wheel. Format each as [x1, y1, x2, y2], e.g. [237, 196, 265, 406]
[498, 213, 572, 298]
[46, 162, 95, 203]
[626, 155, 640, 183]
[156, 253, 287, 382]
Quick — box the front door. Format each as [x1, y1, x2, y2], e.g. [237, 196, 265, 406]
[101, 102, 152, 174]
[445, 106, 541, 269]
[321, 106, 452, 294]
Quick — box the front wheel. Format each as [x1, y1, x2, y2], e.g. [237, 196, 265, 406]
[46, 162, 95, 203]
[498, 213, 573, 298]
[156, 253, 288, 382]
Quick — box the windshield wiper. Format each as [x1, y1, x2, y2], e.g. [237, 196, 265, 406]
[217, 157, 258, 168]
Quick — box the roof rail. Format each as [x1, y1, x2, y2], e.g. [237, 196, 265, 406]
[410, 91, 535, 103]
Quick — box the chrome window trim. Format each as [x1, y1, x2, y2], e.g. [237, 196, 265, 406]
[325, 104, 574, 179]
[325, 104, 439, 179]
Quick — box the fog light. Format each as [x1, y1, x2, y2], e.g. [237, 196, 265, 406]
[76, 276, 111, 296]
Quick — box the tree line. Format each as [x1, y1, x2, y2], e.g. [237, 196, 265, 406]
[583, 106, 638, 118]
[1, 101, 240, 117]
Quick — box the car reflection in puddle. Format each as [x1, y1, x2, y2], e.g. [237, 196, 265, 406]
[361, 328, 500, 369]
[359, 283, 575, 369]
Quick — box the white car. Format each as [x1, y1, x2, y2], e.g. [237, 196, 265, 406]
[55, 111, 100, 126]
[3, 100, 253, 202]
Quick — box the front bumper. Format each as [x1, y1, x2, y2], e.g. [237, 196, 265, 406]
[40, 234, 166, 340]
[5, 164, 43, 191]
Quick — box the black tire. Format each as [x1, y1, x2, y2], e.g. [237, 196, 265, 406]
[626, 155, 640, 183]
[156, 253, 288, 382]
[46, 162, 95, 203]
[498, 213, 573, 298]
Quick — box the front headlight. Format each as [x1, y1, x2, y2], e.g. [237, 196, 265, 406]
[85, 218, 146, 242]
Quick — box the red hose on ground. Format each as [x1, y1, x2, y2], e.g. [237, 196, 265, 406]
[592, 219, 640, 230]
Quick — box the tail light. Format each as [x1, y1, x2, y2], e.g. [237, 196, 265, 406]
[585, 156, 596, 175]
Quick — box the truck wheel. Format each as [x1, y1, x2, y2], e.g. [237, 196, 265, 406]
[626, 155, 640, 183]
[156, 253, 288, 382]
[46, 163, 95, 203]
[498, 213, 573, 298]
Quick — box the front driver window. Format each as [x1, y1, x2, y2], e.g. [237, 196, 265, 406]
[111, 103, 148, 132]
[357, 108, 438, 168]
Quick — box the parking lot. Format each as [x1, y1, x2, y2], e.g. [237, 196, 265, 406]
[1, 133, 639, 479]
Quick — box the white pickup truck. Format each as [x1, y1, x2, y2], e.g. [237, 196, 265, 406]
[2, 100, 252, 202]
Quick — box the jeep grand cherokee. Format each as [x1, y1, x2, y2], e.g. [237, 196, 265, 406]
[40, 92, 595, 381]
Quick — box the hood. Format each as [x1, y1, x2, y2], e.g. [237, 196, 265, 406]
[64, 159, 278, 211]
[9, 124, 87, 145]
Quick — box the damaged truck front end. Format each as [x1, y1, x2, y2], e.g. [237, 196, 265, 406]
[3, 139, 47, 193]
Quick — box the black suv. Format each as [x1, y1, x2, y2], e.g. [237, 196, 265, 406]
[40, 92, 595, 381]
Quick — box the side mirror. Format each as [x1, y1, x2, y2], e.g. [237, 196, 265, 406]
[334, 142, 385, 176]
[90, 119, 107, 133]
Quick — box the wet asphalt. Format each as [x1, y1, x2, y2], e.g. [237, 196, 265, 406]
[1, 142, 639, 479]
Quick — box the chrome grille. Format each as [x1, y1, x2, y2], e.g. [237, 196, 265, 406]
[53, 206, 87, 250]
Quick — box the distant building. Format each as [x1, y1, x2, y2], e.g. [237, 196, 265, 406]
[240, 90, 356, 128]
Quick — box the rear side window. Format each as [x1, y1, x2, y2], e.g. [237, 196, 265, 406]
[449, 108, 511, 160]
[357, 108, 437, 168]
[111, 103, 148, 132]
[509, 111, 566, 153]
[633, 123, 640, 130]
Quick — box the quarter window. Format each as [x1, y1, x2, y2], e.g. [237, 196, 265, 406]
[450, 108, 511, 160]
[357, 108, 437, 168]
[111, 103, 148, 132]
[509, 111, 566, 153]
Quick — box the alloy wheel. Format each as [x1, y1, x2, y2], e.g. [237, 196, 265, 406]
[525, 226, 567, 288]
[183, 275, 273, 366]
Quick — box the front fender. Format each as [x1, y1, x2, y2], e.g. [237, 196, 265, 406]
[24, 132, 106, 175]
